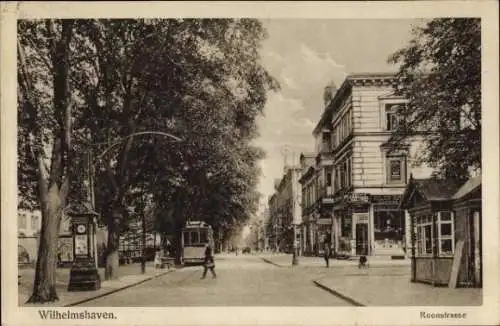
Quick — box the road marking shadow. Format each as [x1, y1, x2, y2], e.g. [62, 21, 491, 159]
[312, 280, 365, 307]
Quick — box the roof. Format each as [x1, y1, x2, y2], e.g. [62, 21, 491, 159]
[412, 178, 465, 201]
[66, 201, 100, 217]
[452, 176, 481, 200]
[400, 175, 475, 209]
[273, 178, 281, 189]
[300, 152, 316, 159]
[313, 72, 397, 135]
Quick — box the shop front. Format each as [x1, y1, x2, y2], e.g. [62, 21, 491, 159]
[333, 193, 371, 257]
[371, 195, 406, 257]
[333, 192, 406, 257]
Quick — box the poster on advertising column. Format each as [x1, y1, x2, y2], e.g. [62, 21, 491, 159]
[75, 234, 88, 256]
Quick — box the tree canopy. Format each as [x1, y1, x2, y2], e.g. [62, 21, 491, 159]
[387, 18, 481, 180]
[18, 18, 279, 290]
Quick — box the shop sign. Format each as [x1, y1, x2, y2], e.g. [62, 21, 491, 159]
[371, 195, 401, 205]
[354, 213, 369, 223]
[349, 193, 370, 204]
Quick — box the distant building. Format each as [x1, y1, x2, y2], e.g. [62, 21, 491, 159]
[18, 209, 42, 237]
[298, 152, 323, 256]
[18, 208, 73, 264]
[268, 165, 302, 253]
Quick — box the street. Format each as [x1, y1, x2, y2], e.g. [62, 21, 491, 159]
[80, 255, 350, 306]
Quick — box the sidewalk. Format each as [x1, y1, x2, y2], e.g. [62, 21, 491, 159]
[18, 262, 174, 307]
[314, 274, 482, 306]
[260, 253, 411, 268]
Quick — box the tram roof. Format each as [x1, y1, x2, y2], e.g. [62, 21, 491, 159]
[184, 220, 211, 228]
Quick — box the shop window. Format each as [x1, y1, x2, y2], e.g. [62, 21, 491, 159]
[386, 155, 407, 184]
[341, 215, 352, 238]
[374, 210, 405, 250]
[438, 211, 454, 256]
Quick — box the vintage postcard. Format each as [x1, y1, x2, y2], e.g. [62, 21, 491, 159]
[1, 1, 499, 325]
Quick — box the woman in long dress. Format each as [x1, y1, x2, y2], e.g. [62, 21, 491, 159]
[154, 249, 162, 269]
[201, 245, 216, 279]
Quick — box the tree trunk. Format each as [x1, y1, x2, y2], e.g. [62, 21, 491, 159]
[25, 19, 73, 304]
[105, 211, 121, 280]
[27, 186, 62, 303]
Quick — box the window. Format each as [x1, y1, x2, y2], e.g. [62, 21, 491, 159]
[19, 214, 27, 230]
[191, 231, 200, 244]
[322, 132, 331, 152]
[385, 103, 405, 131]
[387, 155, 407, 184]
[340, 164, 345, 189]
[346, 158, 352, 187]
[31, 215, 39, 231]
[341, 214, 352, 237]
[200, 230, 208, 244]
[416, 215, 433, 255]
[326, 172, 332, 187]
[438, 211, 454, 256]
[335, 167, 340, 192]
[183, 231, 190, 245]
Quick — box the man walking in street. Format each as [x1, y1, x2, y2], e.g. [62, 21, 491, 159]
[323, 233, 332, 268]
[201, 244, 216, 279]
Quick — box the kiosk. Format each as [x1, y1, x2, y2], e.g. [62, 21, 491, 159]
[67, 201, 101, 291]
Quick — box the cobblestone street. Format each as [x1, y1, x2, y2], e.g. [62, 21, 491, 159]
[80, 255, 351, 306]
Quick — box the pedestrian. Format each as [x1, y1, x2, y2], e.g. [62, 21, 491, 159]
[323, 240, 331, 268]
[201, 244, 216, 279]
[154, 249, 162, 270]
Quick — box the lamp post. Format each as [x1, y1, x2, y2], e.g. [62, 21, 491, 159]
[82, 130, 181, 275]
[292, 223, 299, 266]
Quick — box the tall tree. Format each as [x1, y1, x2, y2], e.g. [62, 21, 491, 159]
[18, 19, 75, 303]
[387, 18, 481, 180]
[78, 18, 277, 273]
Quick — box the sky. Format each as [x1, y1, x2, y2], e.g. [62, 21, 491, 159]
[253, 19, 424, 211]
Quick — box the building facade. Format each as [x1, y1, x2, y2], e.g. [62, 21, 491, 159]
[313, 73, 434, 258]
[268, 166, 303, 253]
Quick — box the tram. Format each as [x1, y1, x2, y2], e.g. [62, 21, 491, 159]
[181, 220, 214, 265]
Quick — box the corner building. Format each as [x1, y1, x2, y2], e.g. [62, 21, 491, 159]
[320, 73, 434, 258]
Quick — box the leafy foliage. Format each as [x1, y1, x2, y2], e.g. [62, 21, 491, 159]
[387, 18, 481, 180]
[18, 18, 279, 272]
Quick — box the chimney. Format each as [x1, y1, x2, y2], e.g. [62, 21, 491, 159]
[323, 81, 338, 106]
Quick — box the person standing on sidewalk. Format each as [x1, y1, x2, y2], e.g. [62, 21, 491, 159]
[323, 239, 331, 268]
[154, 249, 162, 269]
[201, 244, 216, 279]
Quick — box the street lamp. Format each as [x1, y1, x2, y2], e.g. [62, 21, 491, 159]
[82, 130, 181, 276]
[292, 223, 299, 266]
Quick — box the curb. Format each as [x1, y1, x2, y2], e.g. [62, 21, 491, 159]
[260, 258, 288, 268]
[312, 280, 365, 307]
[64, 269, 175, 307]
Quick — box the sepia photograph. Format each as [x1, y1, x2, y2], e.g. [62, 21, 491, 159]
[2, 1, 499, 326]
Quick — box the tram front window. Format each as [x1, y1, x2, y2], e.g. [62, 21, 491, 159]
[183, 231, 190, 245]
[200, 230, 208, 243]
[191, 231, 199, 244]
